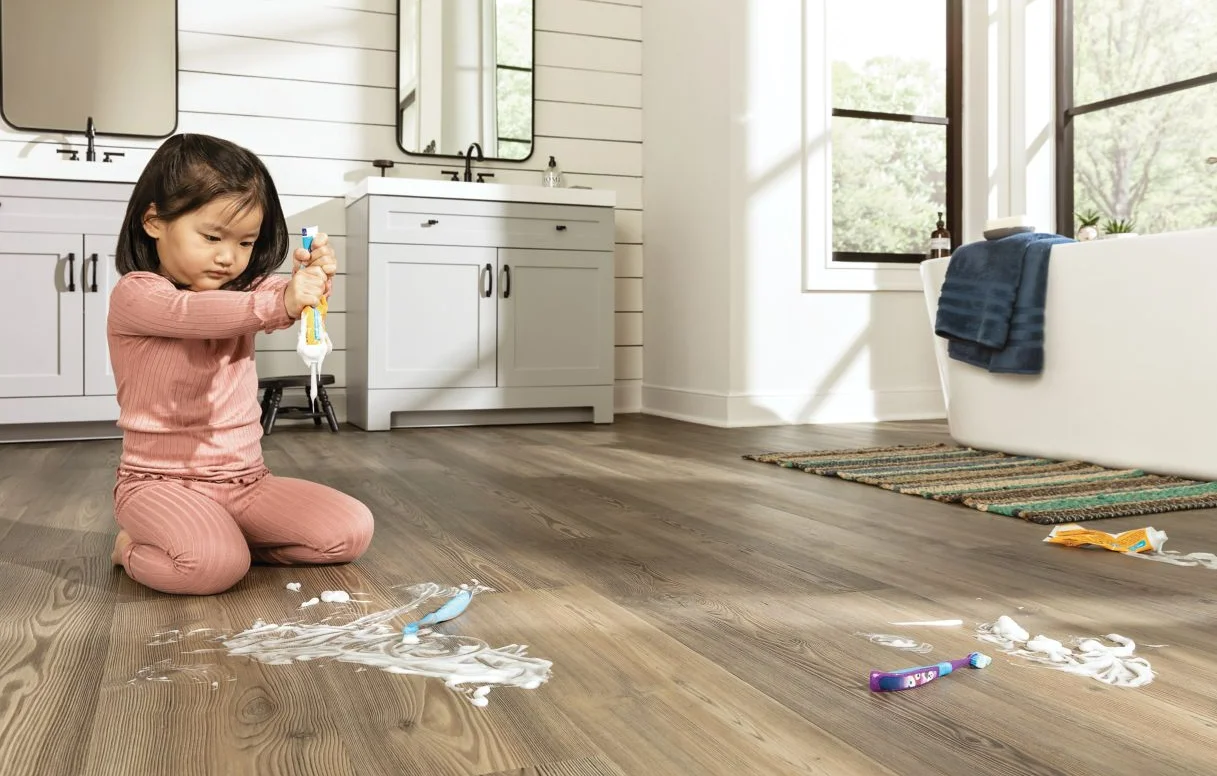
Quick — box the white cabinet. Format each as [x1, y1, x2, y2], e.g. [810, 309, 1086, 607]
[0, 178, 130, 427]
[345, 189, 616, 431]
[0, 232, 84, 398]
[368, 245, 498, 390]
[83, 234, 121, 396]
[496, 249, 614, 388]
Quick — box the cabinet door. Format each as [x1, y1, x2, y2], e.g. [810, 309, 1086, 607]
[497, 249, 614, 388]
[83, 234, 120, 395]
[0, 233, 84, 398]
[367, 244, 498, 389]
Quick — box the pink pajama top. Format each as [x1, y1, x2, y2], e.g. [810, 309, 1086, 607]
[106, 272, 295, 481]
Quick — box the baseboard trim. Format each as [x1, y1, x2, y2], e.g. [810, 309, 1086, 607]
[642, 384, 946, 427]
[640, 385, 731, 426]
[614, 380, 642, 413]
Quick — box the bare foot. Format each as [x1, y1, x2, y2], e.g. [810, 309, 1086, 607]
[112, 530, 132, 566]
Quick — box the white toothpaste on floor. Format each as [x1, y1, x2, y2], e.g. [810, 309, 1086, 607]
[320, 590, 351, 603]
[858, 633, 933, 653]
[976, 615, 1154, 688]
[300, 597, 320, 608]
[286, 582, 302, 592]
[221, 581, 551, 707]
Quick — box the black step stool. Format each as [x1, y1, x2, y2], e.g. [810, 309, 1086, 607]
[258, 374, 339, 434]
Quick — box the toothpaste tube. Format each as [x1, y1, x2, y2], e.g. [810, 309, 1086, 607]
[1043, 524, 1167, 554]
[296, 226, 331, 408]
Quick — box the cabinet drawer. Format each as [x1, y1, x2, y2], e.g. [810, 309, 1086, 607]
[368, 196, 614, 251]
[0, 195, 128, 235]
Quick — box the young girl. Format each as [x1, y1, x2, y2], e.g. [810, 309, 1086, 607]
[107, 133, 374, 595]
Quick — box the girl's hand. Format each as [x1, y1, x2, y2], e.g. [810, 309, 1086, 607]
[293, 231, 337, 279]
[283, 266, 327, 319]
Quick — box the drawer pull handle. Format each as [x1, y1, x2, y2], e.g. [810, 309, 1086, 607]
[66, 252, 76, 292]
[482, 262, 493, 297]
[502, 265, 511, 298]
[422, 218, 439, 227]
[555, 224, 567, 231]
[89, 253, 99, 292]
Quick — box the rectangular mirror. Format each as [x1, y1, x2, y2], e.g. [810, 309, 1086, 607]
[0, 0, 177, 138]
[398, 0, 534, 161]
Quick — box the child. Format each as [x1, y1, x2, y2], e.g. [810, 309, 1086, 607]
[107, 133, 374, 595]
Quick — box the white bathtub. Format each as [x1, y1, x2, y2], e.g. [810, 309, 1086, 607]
[921, 228, 1217, 481]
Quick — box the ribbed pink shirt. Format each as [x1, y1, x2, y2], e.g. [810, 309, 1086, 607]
[107, 271, 295, 480]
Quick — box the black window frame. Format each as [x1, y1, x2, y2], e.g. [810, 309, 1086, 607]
[830, 0, 964, 264]
[1054, 0, 1217, 236]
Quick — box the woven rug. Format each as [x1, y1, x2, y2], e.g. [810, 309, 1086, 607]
[744, 443, 1217, 524]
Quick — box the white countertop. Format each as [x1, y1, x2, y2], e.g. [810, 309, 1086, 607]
[1, 156, 144, 184]
[345, 176, 616, 208]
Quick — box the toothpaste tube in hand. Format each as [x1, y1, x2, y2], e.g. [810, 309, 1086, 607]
[296, 226, 332, 410]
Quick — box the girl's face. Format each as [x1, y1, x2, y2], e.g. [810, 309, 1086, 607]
[143, 196, 263, 291]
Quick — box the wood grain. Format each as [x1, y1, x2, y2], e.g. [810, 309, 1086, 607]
[3, 415, 1217, 775]
[0, 557, 117, 776]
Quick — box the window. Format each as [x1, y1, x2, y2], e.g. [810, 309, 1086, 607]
[494, 0, 533, 160]
[1057, 0, 1217, 236]
[828, 0, 963, 263]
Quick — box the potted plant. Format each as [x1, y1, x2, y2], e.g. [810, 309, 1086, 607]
[1075, 209, 1101, 241]
[1103, 218, 1138, 238]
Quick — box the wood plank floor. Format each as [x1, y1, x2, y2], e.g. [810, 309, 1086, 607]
[2, 415, 1216, 775]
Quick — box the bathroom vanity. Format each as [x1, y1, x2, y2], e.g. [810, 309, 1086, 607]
[0, 160, 616, 438]
[0, 167, 139, 431]
[343, 177, 617, 430]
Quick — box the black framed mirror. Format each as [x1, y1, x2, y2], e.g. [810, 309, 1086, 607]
[0, 0, 178, 138]
[396, 0, 535, 162]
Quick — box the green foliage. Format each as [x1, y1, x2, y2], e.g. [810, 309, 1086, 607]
[1075, 209, 1101, 228]
[495, 0, 532, 160]
[1103, 218, 1136, 234]
[832, 58, 946, 254]
[1072, 0, 1217, 234]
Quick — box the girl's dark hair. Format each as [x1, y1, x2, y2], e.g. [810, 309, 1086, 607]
[116, 133, 288, 292]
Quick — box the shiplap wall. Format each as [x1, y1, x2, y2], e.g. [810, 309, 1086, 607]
[0, 0, 643, 414]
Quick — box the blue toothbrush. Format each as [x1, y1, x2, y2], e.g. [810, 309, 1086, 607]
[402, 589, 473, 639]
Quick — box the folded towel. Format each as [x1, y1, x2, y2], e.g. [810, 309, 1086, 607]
[934, 232, 1074, 375]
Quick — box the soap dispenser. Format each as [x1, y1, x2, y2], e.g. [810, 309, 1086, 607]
[542, 156, 564, 188]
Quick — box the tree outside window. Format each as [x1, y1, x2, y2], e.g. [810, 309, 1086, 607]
[828, 0, 962, 263]
[1059, 0, 1217, 236]
[495, 0, 533, 160]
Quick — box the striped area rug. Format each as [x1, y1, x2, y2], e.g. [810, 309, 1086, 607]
[744, 443, 1217, 524]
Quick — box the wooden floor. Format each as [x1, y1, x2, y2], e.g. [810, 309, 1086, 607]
[2, 415, 1216, 775]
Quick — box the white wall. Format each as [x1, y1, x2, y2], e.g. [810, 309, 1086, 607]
[643, 0, 1047, 427]
[0, 0, 644, 415]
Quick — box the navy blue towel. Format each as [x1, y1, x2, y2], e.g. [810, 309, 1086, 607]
[934, 232, 1074, 375]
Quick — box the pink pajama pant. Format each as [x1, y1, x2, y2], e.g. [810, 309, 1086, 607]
[113, 470, 374, 595]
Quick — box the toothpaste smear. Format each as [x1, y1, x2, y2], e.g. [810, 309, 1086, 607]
[219, 581, 551, 707]
[976, 616, 1153, 688]
[1125, 550, 1217, 570]
[858, 633, 933, 653]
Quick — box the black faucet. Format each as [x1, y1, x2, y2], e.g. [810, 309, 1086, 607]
[85, 116, 96, 162]
[462, 142, 483, 181]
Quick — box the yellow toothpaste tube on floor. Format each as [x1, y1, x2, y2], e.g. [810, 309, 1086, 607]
[1043, 524, 1167, 554]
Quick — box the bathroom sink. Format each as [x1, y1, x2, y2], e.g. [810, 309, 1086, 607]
[345, 176, 616, 208]
[1, 155, 145, 184]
